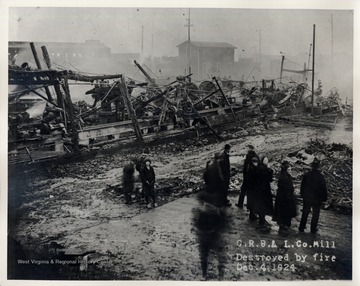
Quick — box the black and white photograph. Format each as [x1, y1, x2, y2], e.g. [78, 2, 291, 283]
[2, 1, 357, 283]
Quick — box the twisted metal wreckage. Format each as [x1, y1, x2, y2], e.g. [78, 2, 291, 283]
[8, 43, 350, 165]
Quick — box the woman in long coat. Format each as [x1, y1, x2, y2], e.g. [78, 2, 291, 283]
[123, 161, 135, 204]
[273, 161, 297, 231]
[253, 157, 274, 226]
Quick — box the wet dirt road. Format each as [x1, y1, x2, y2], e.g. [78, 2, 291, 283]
[8, 123, 352, 280]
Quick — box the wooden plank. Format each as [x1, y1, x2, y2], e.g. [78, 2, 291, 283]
[118, 76, 143, 144]
[62, 75, 79, 152]
[9, 78, 61, 85]
[67, 70, 122, 82]
[213, 76, 237, 121]
[8, 69, 65, 78]
[41, 45, 67, 125]
[30, 42, 53, 101]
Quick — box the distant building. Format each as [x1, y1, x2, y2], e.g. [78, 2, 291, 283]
[177, 41, 236, 81]
[9, 40, 111, 64]
[8, 40, 140, 75]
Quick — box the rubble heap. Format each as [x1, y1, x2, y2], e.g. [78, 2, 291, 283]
[285, 139, 352, 214]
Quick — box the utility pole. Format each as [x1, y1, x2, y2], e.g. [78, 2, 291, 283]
[311, 24, 316, 116]
[185, 8, 193, 76]
[280, 55, 285, 83]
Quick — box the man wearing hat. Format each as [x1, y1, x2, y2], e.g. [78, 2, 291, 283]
[298, 158, 328, 234]
[236, 144, 259, 208]
[141, 158, 157, 209]
[219, 144, 232, 206]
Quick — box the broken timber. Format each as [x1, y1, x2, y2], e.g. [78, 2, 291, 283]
[41, 46, 66, 112]
[30, 42, 53, 102]
[118, 76, 144, 144]
[62, 75, 80, 152]
[67, 71, 123, 82]
[213, 76, 237, 121]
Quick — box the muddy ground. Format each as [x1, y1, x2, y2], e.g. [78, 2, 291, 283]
[7, 120, 352, 280]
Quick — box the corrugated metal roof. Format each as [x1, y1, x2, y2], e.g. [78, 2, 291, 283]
[177, 41, 237, 49]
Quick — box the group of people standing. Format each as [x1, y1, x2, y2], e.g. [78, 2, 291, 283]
[122, 142, 328, 234]
[200, 143, 328, 233]
[196, 143, 328, 280]
[122, 148, 157, 209]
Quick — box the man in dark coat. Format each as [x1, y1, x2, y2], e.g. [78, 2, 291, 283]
[135, 147, 150, 203]
[246, 156, 261, 220]
[141, 159, 157, 209]
[236, 145, 259, 208]
[273, 161, 297, 231]
[298, 158, 328, 234]
[202, 153, 225, 207]
[254, 157, 274, 227]
[123, 161, 135, 204]
[219, 144, 231, 206]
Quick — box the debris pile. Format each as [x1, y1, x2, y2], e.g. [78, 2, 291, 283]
[285, 139, 352, 214]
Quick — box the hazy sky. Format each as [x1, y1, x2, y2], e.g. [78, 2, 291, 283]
[9, 7, 353, 59]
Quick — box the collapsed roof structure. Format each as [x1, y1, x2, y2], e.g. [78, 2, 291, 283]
[8, 43, 351, 165]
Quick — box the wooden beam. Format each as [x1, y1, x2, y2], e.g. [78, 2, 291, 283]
[118, 76, 143, 144]
[62, 75, 79, 152]
[193, 88, 220, 107]
[8, 78, 61, 86]
[23, 85, 60, 108]
[41, 46, 65, 108]
[133, 60, 163, 94]
[41, 45, 68, 128]
[67, 70, 122, 82]
[30, 42, 53, 102]
[212, 77, 237, 121]
[134, 86, 175, 111]
[76, 96, 120, 118]
[8, 68, 66, 78]
[283, 68, 313, 74]
[156, 89, 170, 137]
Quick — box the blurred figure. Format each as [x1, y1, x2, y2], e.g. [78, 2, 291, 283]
[254, 157, 274, 228]
[123, 161, 135, 204]
[219, 144, 231, 206]
[193, 154, 228, 280]
[141, 159, 157, 209]
[236, 145, 259, 208]
[273, 161, 297, 232]
[299, 158, 328, 234]
[203, 153, 225, 207]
